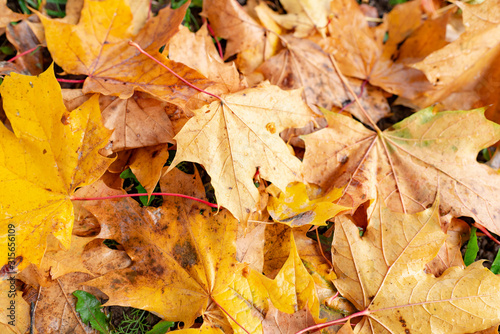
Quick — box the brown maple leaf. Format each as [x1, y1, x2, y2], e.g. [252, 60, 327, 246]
[302, 107, 500, 235]
[258, 35, 389, 123]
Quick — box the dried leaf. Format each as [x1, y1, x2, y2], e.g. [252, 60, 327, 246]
[303, 107, 500, 235]
[332, 198, 500, 333]
[258, 35, 390, 123]
[169, 82, 317, 222]
[267, 182, 348, 227]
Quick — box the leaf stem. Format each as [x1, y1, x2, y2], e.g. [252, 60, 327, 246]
[8, 45, 42, 63]
[296, 309, 370, 334]
[128, 41, 222, 101]
[210, 297, 250, 334]
[473, 222, 500, 246]
[203, 18, 224, 59]
[57, 78, 86, 83]
[328, 54, 380, 133]
[71, 192, 219, 208]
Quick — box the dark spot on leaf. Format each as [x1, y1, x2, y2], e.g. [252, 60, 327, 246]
[339, 155, 348, 164]
[61, 113, 70, 125]
[173, 240, 198, 268]
[151, 150, 159, 158]
[153, 265, 165, 275]
[228, 187, 232, 190]
[42, 149, 47, 154]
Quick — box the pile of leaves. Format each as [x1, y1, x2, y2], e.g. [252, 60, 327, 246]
[1, 0, 500, 333]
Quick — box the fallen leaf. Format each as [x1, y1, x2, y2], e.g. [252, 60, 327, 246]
[302, 107, 500, 235]
[0, 65, 113, 271]
[169, 82, 317, 222]
[62, 90, 175, 154]
[321, 0, 433, 99]
[265, 0, 330, 38]
[262, 304, 316, 334]
[263, 224, 337, 304]
[0, 282, 30, 334]
[259, 232, 320, 321]
[258, 35, 390, 123]
[425, 217, 469, 277]
[0, 0, 26, 33]
[39, 0, 212, 107]
[84, 169, 248, 328]
[332, 198, 500, 333]
[409, 0, 500, 124]
[129, 144, 170, 196]
[41, 235, 94, 280]
[80, 239, 132, 276]
[412, 0, 500, 89]
[202, 0, 277, 74]
[267, 182, 348, 227]
[30, 272, 106, 333]
[168, 25, 244, 96]
[6, 16, 44, 75]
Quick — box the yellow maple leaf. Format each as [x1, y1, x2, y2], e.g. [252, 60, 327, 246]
[267, 182, 349, 227]
[0, 65, 113, 271]
[39, 0, 212, 108]
[330, 198, 500, 333]
[85, 169, 260, 330]
[168, 82, 317, 223]
[259, 232, 320, 322]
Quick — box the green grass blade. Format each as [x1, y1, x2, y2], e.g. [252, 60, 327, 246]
[146, 321, 175, 334]
[464, 227, 479, 266]
[490, 248, 500, 274]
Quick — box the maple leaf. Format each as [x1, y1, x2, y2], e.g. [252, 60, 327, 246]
[0, 65, 113, 271]
[262, 305, 316, 334]
[62, 90, 175, 154]
[39, 0, 212, 107]
[319, 0, 433, 99]
[409, 0, 500, 124]
[302, 107, 500, 235]
[202, 0, 279, 74]
[0, 281, 30, 334]
[257, 232, 320, 323]
[267, 182, 348, 227]
[331, 198, 500, 333]
[258, 35, 390, 123]
[168, 82, 317, 222]
[263, 224, 337, 304]
[85, 169, 260, 329]
[0, 0, 26, 33]
[265, 0, 330, 38]
[168, 25, 244, 96]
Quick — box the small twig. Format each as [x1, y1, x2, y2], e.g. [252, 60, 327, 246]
[128, 41, 222, 101]
[56, 279, 87, 332]
[30, 302, 35, 334]
[71, 192, 219, 209]
[8, 45, 41, 63]
[315, 228, 333, 269]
